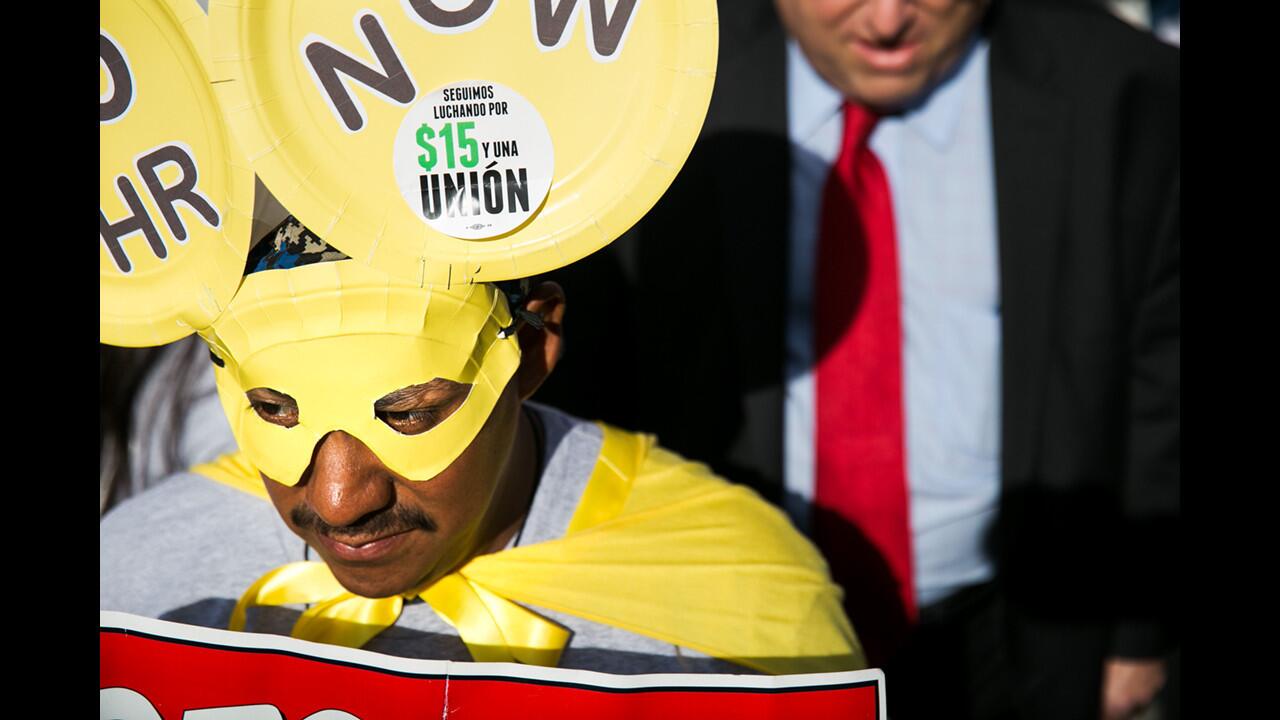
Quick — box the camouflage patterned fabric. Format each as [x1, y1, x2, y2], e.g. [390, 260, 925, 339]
[246, 216, 349, 274]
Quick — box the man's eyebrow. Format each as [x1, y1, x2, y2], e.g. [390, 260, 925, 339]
[247, 387, 297, 404]
[374, 379, 470, 410]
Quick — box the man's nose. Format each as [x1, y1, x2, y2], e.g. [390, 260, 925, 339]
[305, 431, 396, 528]
[865, 0, 912, 44]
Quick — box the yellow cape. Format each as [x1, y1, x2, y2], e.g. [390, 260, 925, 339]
[194, 422, 866, 674]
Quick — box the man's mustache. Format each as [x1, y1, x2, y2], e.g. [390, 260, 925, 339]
[291, 503, 436, 540]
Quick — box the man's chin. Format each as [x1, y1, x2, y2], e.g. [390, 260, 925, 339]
[315, 543, 439, 599]
[841, 71, 933, 113]
[327, 562, 430, 599]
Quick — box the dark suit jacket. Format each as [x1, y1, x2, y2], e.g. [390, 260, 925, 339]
[539, 0, 1178, 710]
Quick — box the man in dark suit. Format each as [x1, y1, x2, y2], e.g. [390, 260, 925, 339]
[539, 1, 1178, 717]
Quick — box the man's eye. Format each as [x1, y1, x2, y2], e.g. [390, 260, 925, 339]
[376, 408, 439, 435]
[251, 401, 299, 428]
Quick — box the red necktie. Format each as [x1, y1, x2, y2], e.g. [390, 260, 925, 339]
[814, 102, 915, 665]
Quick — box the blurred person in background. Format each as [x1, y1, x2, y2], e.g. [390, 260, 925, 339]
[540, 0, 1179, 718]
[100, 339, 233, 515]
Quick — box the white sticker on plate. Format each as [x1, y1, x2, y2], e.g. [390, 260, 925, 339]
[393, 81, 554, 239]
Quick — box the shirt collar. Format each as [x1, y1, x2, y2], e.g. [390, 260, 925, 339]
[787, 39, 843, 144]
[788, 33, 988, 152]
[897, 34, 987, 152]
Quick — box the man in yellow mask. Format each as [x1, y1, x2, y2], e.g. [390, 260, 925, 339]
[101, 217, 866, 676]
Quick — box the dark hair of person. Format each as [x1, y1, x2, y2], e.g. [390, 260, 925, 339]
[99, 339, 206, 515]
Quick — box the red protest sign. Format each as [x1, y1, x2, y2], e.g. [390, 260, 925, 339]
[101, 612, 885, 719]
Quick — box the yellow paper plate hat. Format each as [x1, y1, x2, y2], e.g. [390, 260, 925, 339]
[102, 0, 717, 337]
[100, 0, 718, 482]
[100, 0, 254, 346]
[209, 0, 717, 285]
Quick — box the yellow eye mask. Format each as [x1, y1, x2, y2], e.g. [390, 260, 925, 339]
[199, 259, 521, 486]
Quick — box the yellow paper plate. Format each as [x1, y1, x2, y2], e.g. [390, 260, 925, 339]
[100, 0, 253, 347]
[210, 0, 716, 285]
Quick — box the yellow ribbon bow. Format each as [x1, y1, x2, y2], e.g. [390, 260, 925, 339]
[229, 561, 571, 666]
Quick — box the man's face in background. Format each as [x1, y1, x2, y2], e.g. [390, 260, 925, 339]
[774, 0, 990, 111]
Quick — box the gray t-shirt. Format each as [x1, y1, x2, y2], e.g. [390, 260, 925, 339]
[100, 403, 746, 675]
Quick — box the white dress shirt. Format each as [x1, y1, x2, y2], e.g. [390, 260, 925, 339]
[783, 37, 1002, 607]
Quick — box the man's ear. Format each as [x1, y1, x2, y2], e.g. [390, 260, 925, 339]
[515, 281, 565, 401]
